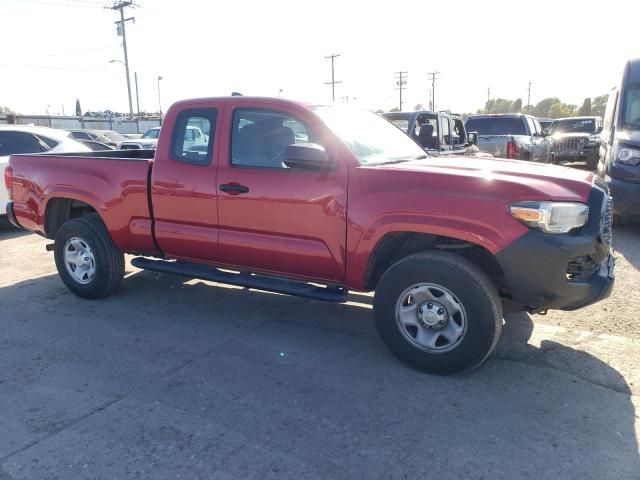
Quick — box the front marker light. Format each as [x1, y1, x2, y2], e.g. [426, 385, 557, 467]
[509, 202, 589, 234]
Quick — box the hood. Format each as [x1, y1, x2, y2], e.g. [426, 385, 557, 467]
[373, 156, 594, 202]
[552, 132, 594, 139]
[615, 128, 640, 147]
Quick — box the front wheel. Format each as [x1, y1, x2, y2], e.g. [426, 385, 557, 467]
[54, 216, 125, 299]
[373, 251, 503, 375]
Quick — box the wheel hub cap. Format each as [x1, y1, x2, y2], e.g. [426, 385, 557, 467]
[63, 237, 96, 285]
[418, 301, 447, 329]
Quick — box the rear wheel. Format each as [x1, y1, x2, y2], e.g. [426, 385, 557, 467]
[373, 251, 503, 375]
[54, 216, 125, 299]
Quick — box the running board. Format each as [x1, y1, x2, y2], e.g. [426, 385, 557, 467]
[130, 257, 348, 303]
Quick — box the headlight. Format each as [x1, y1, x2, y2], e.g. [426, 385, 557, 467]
[509, 201, 589, 234]
[614, 144, 640, 166]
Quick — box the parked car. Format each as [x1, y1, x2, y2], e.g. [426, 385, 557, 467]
[92, 130, 127, 147]
[119, 127, 161, 150]
[597, 57, 640, 223]
[79, 141, 115, 151]
[383, 111, 481, 156]
[121, 133, 143, 139]
[551, 116, 602, 169]
[67, 129, 118, 148]
[537, 118, 553, 131]
[0, 125, 90, 219]
[465, 114, 553, 162]
[5, 97, 614, 374]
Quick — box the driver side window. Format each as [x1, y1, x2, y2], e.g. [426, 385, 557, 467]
[231, 109, 316, 168]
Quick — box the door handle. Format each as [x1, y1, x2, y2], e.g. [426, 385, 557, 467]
[220, 183, 250, 195]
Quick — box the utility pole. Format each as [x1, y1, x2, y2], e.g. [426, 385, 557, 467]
[111, 1, 135, 118]
[428, 71, 440, 111]
[134, 72, 140, 118]
[487, 87, 491, 105]
[324, 53, 342, 102]
[527, 81, 532, 110]
[157, 76, 163, 120]
[394, 71, 408, 111]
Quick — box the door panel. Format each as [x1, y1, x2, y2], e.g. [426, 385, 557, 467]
[216, 106, 348, 282]
[151, 106, 221, 262]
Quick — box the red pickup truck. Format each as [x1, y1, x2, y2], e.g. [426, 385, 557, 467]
[4, 97, 615, 374]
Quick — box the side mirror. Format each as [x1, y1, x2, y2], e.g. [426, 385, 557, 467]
[542, 128, 551, 137]
[596, 126, 603, 134]
[283, 143, 335, 171]
[467, 131, 478, 145]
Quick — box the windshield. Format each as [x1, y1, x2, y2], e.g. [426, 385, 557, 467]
[313, 107, 425, 165]
[382, 113, 412, 133]
[622, 84, 640, 130]
[552, 118, 596, 134]
[142, 128, 160, 139]
[101, 131, 126, 141]
[465, 117, 527, 136]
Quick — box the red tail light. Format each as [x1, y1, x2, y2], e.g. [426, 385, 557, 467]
[4, 166, 13, 199]
[506, 139, 519, 159]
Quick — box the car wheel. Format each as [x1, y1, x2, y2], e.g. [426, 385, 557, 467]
[373, 251, 503, 375]
[54, 216, 125, 299]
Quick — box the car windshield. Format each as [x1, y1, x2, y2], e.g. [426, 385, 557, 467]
[622, 83, 640, 130]
[382, 113, 412, 133]
[101, 131, 126, 141]
[465, 117, 527, 135]
[142, 128, 160, 139]
[313, 107, 425, 165]
[552, 118, 596, 134]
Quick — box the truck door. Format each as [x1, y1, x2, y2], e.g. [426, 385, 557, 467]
[439, 115, 452, 152]
[527, 116, 545, 161]
[215, 104, 348, 282]
[151, 106, 221, 262]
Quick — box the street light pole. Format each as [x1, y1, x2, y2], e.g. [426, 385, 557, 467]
[112, 1, 135, 118]
[157, 76, 163, 120]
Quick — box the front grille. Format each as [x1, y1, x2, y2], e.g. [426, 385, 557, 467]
[555, 137, 584, 151]
[600, 196, 613, 246]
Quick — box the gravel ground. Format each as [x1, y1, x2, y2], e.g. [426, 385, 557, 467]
[0, 224, 638, 479]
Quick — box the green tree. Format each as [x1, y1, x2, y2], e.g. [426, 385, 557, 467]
[532, 97, 561, 118]
[591, 94, 609, 117]
[414, 104, 424, 111]
[477, 98, 515, 114]
[513, 98, 523, 113]
[389, 107, 400, 112]
[0, 105, 14, 115]
[75, 98, 82, 117]
[548, 102, 577, 119]
[577, 97, 592, 116]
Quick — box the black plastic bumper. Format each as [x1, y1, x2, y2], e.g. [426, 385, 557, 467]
[496, 186, 614, 312]
[605, 175, 640, 220]
[5, 202, 23, 229]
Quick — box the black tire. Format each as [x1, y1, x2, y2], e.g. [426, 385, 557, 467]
[586, 152, 598, 171]
[373, 251, 502, 375]
[54, 216, 125, 299]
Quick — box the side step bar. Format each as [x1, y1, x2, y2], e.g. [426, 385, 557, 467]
[130, 257, 349, 303]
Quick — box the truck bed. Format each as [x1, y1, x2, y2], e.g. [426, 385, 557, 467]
[9, 151, 156, 254]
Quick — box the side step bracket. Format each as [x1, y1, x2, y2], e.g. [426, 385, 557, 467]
[130, 257, 348, 303]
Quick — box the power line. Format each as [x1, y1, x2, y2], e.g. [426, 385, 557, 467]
[0, 63, 119, 74]
[12, 0, 105, 8]
[324, 53, 342, 102]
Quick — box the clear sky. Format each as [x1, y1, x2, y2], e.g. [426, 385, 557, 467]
[1, 0, 638, 115]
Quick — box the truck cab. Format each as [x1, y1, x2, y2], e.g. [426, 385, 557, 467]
[597, 57, 640, 223]
[383, 111, 476, 156]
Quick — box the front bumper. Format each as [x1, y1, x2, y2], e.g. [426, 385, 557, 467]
[605, 175, 640, 220]
[5, 201, 23, 229]
[555, 146, 597, 161]
[496, 186, 614, 312]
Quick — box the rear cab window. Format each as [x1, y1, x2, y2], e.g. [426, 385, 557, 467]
[170, 108, 217, 165]
[465, 117, 528, 136]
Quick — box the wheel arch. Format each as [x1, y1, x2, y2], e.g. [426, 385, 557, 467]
[363, 231, 510, 297]
[44, 196, 103, 239]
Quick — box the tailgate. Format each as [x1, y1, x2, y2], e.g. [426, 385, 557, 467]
[476, 135, 509, 157]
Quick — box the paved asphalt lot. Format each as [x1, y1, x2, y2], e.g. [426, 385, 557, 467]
[0, 223, 639, 479]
